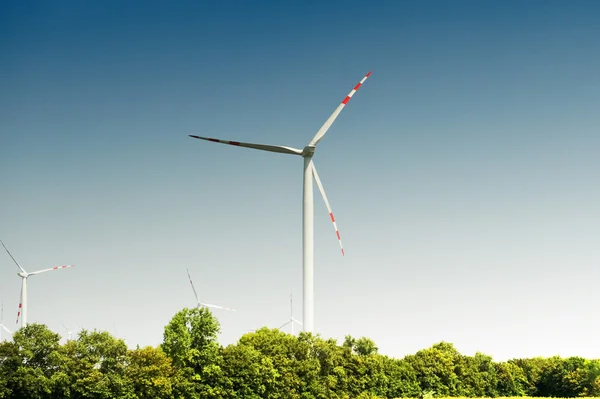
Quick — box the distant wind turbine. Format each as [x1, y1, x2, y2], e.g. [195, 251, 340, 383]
[1, 240, 75, 329]
[0, 302, 12, 341]
[186, 269, 236, 312]
[188, 71, 372, 332]
[278, 292, 302, 335]
[61, 324, 73, 341]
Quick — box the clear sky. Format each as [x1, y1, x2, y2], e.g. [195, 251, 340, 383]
[1, 0, 599, 361]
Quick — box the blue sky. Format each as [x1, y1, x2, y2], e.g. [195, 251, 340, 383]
[1, 0, 599, 361]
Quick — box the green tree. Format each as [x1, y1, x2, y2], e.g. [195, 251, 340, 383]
[222, 340, 279, 399]
[236, 328, 302, 398]
[495, 360, 527, 396]
[540, 356, 600, 397]
[161, 307, 228, 399]
[581, 359, 600, 397]
[5, 311, 600, 399]
[343, 336, 378, 357]
[0, 323, 62, 399]
[404, 342, 464, 397]
[382, 357, 421, 398]
[126, 346, 177, 399]
[0, 340, 12, 399]
[511, 356, 559, 396]
[56, 329, 133, 399]
[456, 352, 498, 397]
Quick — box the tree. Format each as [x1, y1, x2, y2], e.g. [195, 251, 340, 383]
[126, 346, 177, 399]
[495, 361, 527, 396]
[161, 307, 228, 399]
[404, 342, 464, 397]
[511, 356, 559, 396]
[382, 357, 421, 398]
[56, 329, 133, 399]
[343, 336, 378, 357]
[221, 341, 279, 399]
[0, 323, 62, 399]
[235, 328, 302, 398]
[540, 356, 600, 398]
[3, 308, 600, 399]
[581, 359, 600, 397]
[456, 352, 498, 397]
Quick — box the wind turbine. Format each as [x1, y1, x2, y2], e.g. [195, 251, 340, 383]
[1, 240, 75, 329]
[278, 292, 302, 335]
[61, 324, 73, 341]
[186, 268, 236, 312]
[188, 71, 371, 332]
[0, 302, 12, 341]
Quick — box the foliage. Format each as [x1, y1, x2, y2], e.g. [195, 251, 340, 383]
[0, 309, 598, 398]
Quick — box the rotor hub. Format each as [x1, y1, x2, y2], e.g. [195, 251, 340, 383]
[301, 146, 316, 157]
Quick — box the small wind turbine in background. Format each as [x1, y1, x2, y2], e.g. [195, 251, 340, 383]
[278, 292, 302, 335]
[61, 324, 73, 341]
[1, 240, 75, 329]
[0, 302, 13, 341]
[186, 269, 236, 312]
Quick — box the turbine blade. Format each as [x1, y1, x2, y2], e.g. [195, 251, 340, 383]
[311, 163, 345, 256]
[16, 283, 23, 325]
[186, 269, 202, 305]
[187, 270, 235, 311]
[0, 324, 11, 334]
[278, 320, 292, 330]
[0, 240, 26, 274]
[292, 318, 303, 325]
[28, 265, 75, 276]
[189, 135, 303, 156]
[308, 71, 372, 147]
[199, 302, 236, 312]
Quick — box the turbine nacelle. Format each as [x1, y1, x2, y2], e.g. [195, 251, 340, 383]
[301, 146, 316, 157]
[17, 272, 27, 278]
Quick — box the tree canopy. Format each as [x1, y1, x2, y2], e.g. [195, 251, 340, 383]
[0, 307, 598, 398]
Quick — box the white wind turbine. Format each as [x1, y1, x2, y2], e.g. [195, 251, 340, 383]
[278, 292, 302, 335]
[189, 71, 371, 332]
[186, 268, 236, 312]
[1, 302, 12, 341]
[61, 324, 73, 341]
[1, 240, 75, 329]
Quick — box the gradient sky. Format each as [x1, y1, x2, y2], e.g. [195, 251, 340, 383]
[1, 0, 599, 361]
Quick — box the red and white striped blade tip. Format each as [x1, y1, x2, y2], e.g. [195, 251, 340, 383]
[54, 265, 74, 269]
[309, 70, 372, 148]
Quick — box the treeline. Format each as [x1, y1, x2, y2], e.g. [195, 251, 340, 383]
[0, 307, 599, 399]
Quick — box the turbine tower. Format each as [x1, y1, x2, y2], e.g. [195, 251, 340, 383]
[0, 302, 12, 341]
[1, 240, 75, 329]
[186, 268, 236, 312]
[278, 292, 302, 335]
[188, 71, 371, 332]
